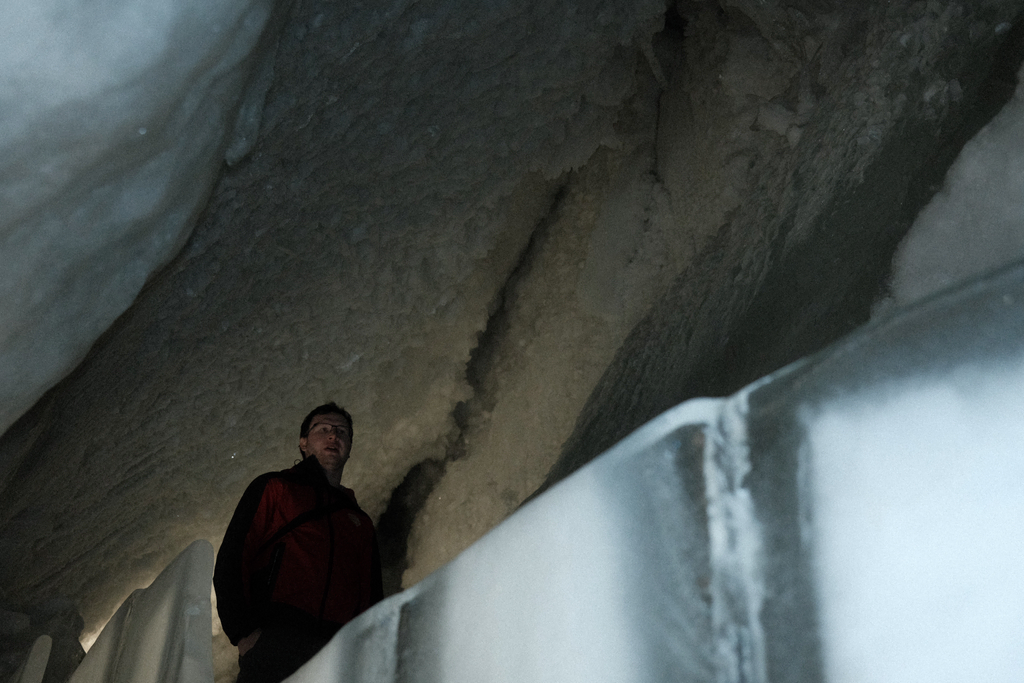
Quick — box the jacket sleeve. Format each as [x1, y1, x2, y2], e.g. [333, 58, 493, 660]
[213, 475, 272, 645]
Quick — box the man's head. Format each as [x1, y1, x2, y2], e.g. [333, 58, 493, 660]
[298, 403, 353, 472]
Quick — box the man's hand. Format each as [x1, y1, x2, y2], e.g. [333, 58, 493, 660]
[238, 628, 262, 657]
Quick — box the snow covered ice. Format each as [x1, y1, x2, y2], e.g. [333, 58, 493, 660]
[0, 0, 275, 436]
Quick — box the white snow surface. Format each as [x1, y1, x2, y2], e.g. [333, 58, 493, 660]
[0, 0, 274, 434]
[887, 63, 1024, 306]
[806, 358, 1024, 683]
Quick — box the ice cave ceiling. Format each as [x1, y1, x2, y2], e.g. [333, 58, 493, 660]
[2, 0, 1024, 675]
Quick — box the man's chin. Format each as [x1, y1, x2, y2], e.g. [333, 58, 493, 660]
[316, 451, 348, 467]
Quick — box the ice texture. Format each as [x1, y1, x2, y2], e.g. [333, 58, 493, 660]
[68, 540, 214, 683]
[60, 261, 1024, 683]
[886, 63, 1024, 306]
[705, 389, 767, 683]
[2, 5, 1021, 678]
[434, 464, 640, 683]
[0, 0, 275, 434]
[293, 261, 1024, 683]
[782, 263, 1024, 683]
[288, 398, 722, 683]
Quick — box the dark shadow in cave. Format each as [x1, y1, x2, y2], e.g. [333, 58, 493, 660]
[540, 8, 1024, 498]
[375, 458, 447, 597]
[703, 12, 1024, 396]
[375, 185, 568, 595]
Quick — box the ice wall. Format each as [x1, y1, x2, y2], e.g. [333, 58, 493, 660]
[287, 399, 721, 683]
[0, 0, 668, 651]
[3, 6, 1023, 681]
[290, 260, 1024, 683]
[45, 258, 1024, 683]
[0, 0, 276, 437]
[794, 265, 1024, 683]
[808, 364, 1024, 683]
[67, 540, 214, 683]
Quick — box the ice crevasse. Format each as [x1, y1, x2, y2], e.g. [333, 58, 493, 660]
[0, 0, 276, 436]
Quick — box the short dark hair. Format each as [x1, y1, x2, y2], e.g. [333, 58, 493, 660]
[299, 402, 353, 457]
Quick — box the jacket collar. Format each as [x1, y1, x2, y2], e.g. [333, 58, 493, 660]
[290, 455, 358, 504]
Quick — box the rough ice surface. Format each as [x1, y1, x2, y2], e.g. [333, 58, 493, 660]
[885, 62, 1024, 307]
[298, 263, 1024, 683]
[0, 0, 670, 649]
[285, 397, 721, 683]
[0, 0, 275, 435]
[55, 262, 1024, 683]
[705, 389, 767, 683]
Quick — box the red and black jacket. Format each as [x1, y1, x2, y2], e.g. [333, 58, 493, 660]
[214, 457, 383, 645]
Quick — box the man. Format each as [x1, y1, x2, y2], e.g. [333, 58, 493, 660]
[214, 403, 383, 683]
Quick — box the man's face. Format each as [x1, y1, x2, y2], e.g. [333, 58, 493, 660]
[299, 413, 352, 472]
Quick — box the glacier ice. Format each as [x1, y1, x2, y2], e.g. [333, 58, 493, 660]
[807, 365, 1024, 682]
[287, 398, 721, 683]
[64, 262, 1024, 682]
[285, 260, 1024, 683]
[0, 0, 276, 435]
[68, 540, 214, 683]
